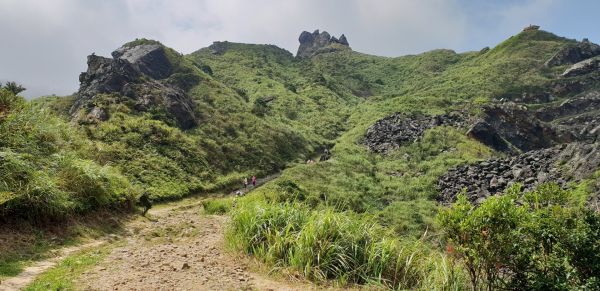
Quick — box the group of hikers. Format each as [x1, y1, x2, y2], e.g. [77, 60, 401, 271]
[243, 175, 257, 188]
[236, 175, 257, 196]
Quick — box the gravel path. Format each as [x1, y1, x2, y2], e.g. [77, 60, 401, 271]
[74, 194, 326, 291]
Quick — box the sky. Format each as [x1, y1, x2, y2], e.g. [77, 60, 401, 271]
[1, 0, 599, 98]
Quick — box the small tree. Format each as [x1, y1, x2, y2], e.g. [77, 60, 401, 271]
[2, 81, 26, 95]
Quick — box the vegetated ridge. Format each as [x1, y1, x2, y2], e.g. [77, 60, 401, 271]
[1, 26, 600, 290]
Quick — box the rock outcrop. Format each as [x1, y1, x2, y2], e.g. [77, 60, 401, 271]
[364, 112, 470, 153]
[471, 104, 574, 152]
[562, 56, 600, 77]
[71, 43, 197, 129]
[438, 142, 600, 204]
[296, 30, 350, 58]
[545, 39, 600, 67]
[112, 44, 173, 79]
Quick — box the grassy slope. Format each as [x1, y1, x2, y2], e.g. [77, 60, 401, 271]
[244, 29, 573, 236]
[2, 29, 586, 288]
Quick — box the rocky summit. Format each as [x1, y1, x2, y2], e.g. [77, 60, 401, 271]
[296, 29, 350, 58]
[70, 42, 197, 129]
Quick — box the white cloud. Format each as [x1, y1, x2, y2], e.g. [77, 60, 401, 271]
[0, 0, 575, 98]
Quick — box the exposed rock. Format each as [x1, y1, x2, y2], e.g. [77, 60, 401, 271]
[70, 43, 197, 129]
[466, 120, 511, 152]
[438, 142, 600, 204]
[75, 54, 139, 105]
[112, 44, 173, 80]
[545, 39, 600, 67]
[208, 41, 231, 55]
[476, 104, 573, 152]
[296, 30, 350, 58]
[364, 111, 470, 153]
[561, 56, 600, 77]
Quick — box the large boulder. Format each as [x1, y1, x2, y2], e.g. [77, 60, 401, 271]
[561, 56, 600, 77]
[70, 43, 197, 129]
[112, 44, 173, 79]
[466, 120, 512, 152]
[545, 39, 600, 67]
[296, 30, 350, 58]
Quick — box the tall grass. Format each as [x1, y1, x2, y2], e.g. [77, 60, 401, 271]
[0, 99, 136, 220]
[226, 199, 467, 289]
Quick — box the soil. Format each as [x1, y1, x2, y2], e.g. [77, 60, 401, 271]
[2, 174, 350, 290]
[76, 202, 320, 290]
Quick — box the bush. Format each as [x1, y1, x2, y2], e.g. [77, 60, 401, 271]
[437, 183, 600, 290]
[202, 198, 233, 214]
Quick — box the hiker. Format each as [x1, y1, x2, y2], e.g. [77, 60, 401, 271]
[252, 175, 257, 187]
[243, 177, 248, 189]
[139, 192, 152, 216]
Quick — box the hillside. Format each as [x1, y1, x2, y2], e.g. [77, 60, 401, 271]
[1, 27, 600, 289]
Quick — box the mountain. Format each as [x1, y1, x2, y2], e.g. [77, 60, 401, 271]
[2, 27, 600, 289]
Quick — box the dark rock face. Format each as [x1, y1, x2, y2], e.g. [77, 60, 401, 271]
[476, 104, 573, 152]
[466, 120, 511, 152]
[112, 44, 172, 79]
[76, 55, 140, 103]
[561, 56, 600, 77]
[364, 112, 469, 153]
[296, 30, 350, 58]
[545, 39, 600, 67]
[71, 44, 197, 129]
[438, 142, 600, 204]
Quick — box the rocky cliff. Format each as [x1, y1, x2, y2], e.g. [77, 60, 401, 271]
[296, 30, 350, 58]
[363, 37, 600, 204]
[70, 43, 198, 129]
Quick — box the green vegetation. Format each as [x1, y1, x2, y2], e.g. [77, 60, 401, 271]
[0, 88, 135, 220]
[438, 184, 600, 290]
[25, 246, 111, 291]
[2, 29, 598, 289]
[202, 197, 234, 214]
[226, 197, 466, 289]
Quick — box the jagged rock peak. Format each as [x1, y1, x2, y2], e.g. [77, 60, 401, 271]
[296, 29, 350, 58]
[70, 41, 198, 129]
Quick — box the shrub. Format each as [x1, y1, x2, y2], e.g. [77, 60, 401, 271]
[202, 198, 233, 214]
[437, 183, 600, 290]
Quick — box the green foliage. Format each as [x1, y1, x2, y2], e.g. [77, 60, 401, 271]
[122, 38, 162, 48]
[438, 184, 600, 290]
[202, 197, 233, 214]
[227, 198, 466, 289]
[0, 101, 135, 220]
[1, 81, 26, 95]
[0, 88, 25, 119]
[25, 246, 111, 291]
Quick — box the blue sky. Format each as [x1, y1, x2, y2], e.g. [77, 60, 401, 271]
[0, 0, 598, 98]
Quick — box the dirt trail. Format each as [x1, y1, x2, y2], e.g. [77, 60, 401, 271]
[2, 173, 340, 290]
[0, 241, 104, 291]
[76, 203, 317, 291]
